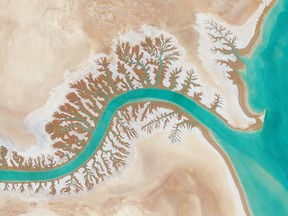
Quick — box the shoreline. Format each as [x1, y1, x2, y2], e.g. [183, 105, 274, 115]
[200, 2, 279, 210]
[239, 0, 278, 57]
[203, 1, 279, 206]
[213, 0, 277, 132]
[198, 124, 251, 216]
[233, 0, 278, 131]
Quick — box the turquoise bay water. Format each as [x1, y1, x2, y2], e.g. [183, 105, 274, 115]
[0, 1, 287, 215]
[239, 0, 288, 214]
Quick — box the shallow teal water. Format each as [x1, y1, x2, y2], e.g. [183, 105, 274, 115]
[239, 0, 288, 214]
[0, 1, 287, 215]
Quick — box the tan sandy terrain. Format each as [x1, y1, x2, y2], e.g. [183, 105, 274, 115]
[0, 0, 263, 149]
[0, 129, 248, 216]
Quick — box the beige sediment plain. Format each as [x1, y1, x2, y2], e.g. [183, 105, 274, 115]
[238, 0, 277, 56]
[0, 0, 265, 149]
[0, 129, 248, 216]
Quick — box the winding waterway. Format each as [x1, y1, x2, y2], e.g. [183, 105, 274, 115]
[0, 1, 287, 215]
[0, 88, 245, 181]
